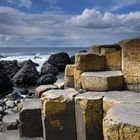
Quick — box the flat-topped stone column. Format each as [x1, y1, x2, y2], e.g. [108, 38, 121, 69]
[81, 71, 123, 91]
[75, 92, 105, 140]
[64, 64, 75, 88]
[75, 52, 105, 71]
[103, 104, 140, 140]
[103, 91, 140, 113]
[120, 37, 140, 91]
[19, 99, 43, 137]
[42, 89, 77, 140]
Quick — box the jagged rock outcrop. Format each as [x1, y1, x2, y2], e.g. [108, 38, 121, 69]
[13, 60, 39, 86]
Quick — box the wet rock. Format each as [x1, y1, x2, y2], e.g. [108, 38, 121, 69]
[18, 60, 39, 68]
[48, 52, 71, 71]
[41, 62, 59, 76]
[70, 55, 75, 64]
[5, 100, 15, 108]
[19, 99, 43, 137]
[2, 113, 19, 130]
[35, 85, 58, 98]
[13, 60, 39, 86]
[0, 60, 20, 78]
[37, 74, 57, 86]
[0, 64, 13, 94]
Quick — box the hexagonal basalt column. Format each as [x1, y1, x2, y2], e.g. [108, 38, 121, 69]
[75, 52, 105, 71]
[64, 64, 75, 88]
[19, 99, 43, 137]
[103, 104, 140, 140]
[75, 92, 105, 140]
[42, 89, 77, 140]
[81, 71, 123, 91]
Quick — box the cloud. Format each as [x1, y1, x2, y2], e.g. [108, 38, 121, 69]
[0, 7, 139, 47]
[7, 0, 32, 8]
[68, 9, 140, 31]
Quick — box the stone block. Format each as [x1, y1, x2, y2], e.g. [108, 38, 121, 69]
[65, 64, 75, 76]
[19, 99, 43, 137]
[75, 53, 105, 71]
[103, 104, 140, 140]
[103, 91, 140, 113]
[35, 85, 58, 98]
[75, 92, 105, 140]
[120, 37, 140, 91]
[42, 89, 77, 140]
[74, 69, 84, 90]
[64, 64, 75, 88]
[81, 71, 123, 91]
[105, 51, 121, 70]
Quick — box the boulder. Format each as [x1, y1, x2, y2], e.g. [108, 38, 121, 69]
[70, 55, 75, 64]
[103, 91, 140, 113]
[13, 60, 39, 86]
[54, 80, 65, 89]
[47, 52, 71, 71]
[42, 89, 77, 140]
[0, 64, 13, 93]
[41, 62, 59, 76]
[35, 85, 58, 98]
[37, 74, 57, 86]
[19, 99, 43, 137]
[75, 92, 105, 140]
[75, 52, 105, 71]
[81, 71, 123, 91]
[0, 60, 20, 78]
[64, 65, 75, 88]
[103, 104, 140, 140]
[18, 60, 39, 68]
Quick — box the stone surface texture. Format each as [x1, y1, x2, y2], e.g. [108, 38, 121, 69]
[75, 52, 105, 71]
[120, 37, 140, 91]
[64, 64, 75, 88]
[42, 89, 77, 140]
[81, 71, 123, 91]
[75, 92, 105, 140]
[103, 91, 140, 113]
[103, 104, 140, 140]
[19, 99, 43, 137]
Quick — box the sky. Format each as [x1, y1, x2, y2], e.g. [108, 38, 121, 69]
[0, 0, 140, 47]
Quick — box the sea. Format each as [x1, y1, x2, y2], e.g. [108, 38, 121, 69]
[0, 47, 87, 71]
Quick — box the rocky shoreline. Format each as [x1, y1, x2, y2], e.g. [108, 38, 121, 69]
[1, 37, 140, 140]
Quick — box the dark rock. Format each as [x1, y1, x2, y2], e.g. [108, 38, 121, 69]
[37, 74, 57, 86]
[47, 52, 71, 71]
[19, 99, 43, 137]
[0, 60, 20, 78]
[18, 60, 39, 68]
[78, 50, 87, 53]
[41, 62, 59, 76]
[70, 55, 75, 64]
[13, 60, 39, 86]
[0, 64, 13, 94]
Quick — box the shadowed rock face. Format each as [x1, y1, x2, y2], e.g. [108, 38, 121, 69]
[0, 64, 13, 93]
[0, 60, 20, 78]
[47, 52, 71, 71]
[13, 60, 39, 86]
[41, 62, 59, 76]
